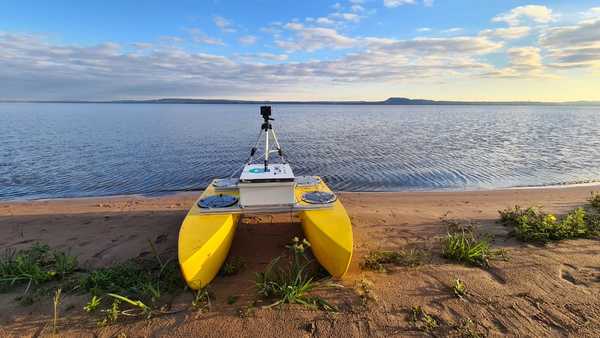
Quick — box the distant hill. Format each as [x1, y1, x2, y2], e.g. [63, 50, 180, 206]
[2, 97, 600, 106]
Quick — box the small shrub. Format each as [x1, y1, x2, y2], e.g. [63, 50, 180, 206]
[220, 256, 246, 276]
[84, 295, 102, 313]
[255, 238, 336, 311]
[192, 288, 212, 312]
[442, 231, 493, 267]
[360, 249, 429, 272]
[410, 306, 438, 332]
[355, 278, 377, 305]
[499, 206, 598, 242]
[0, 244, 77, 292]
[589, 192, 600, 210]
[452, 279, 466, 298]
[454, 318, 482, 338]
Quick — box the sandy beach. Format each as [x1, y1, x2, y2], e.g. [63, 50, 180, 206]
[1, 185, 600, 337]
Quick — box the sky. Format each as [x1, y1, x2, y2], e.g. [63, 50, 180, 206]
[1, 0, 599, 101]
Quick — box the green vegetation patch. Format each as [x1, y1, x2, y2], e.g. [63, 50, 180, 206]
[441, 230, 497, 267]
[410, 306, 438, 333]
[219, 256, 246, 276]
[589, 191, 600, 211]
[360, 248, 430, 272]
[499, 205, 600, 243]
[452, 278, 466, 298]
[0, 243, 77, 292]
[255, 237, 337, 311]
[79, 256, 184, 303]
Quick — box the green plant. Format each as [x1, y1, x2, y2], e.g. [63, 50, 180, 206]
[589, 192, 600, 210]
[442, 231, 492, 267]
[452, 279, 466, 298]
[0, 244, 77, 292]
[192, 288, 212, 312]
[499, 206, 598, 242]
[107, 293, 151, 318]
[98, 298, 121, 326]
[454, 318, 482, 338]
[227, 295, 239, 305]
[84, 295, 102, 313]
[220, 256, 246, 276]
[355, 278, 377, 305]
[360, 249, 429, 271]
[53, 288, 62, 334]
[255, 238, 336, 311]
[79, 257, 183, 302]
[410, 306, 438, 332]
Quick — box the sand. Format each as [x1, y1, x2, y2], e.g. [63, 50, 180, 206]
[1, 185, 599, 337]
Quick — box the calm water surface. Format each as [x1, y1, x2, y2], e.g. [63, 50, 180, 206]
[1, 103, 600, 200]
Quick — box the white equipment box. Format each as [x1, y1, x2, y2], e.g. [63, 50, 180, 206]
[239, 163, 295, 207]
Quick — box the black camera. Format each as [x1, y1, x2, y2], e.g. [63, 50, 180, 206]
[260, 106, 272, 120]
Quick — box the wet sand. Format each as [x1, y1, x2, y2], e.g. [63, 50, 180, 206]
[1, 185, 599, 337]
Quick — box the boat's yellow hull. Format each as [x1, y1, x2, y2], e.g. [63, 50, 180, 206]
[178, 185, 240, 290]
[297, 180, 353, 277]
[178, 177, 353, 289]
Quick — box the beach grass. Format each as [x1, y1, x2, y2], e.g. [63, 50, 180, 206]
[499, 205, 600, 243]
[410, 306, 438, 332]
[79, 255, 184, 302]
[441, 230, 494, 267]
[360, 248, 430, 272]
[0, 243, 77, 292]
[589, 191, 600, 210]
[255, 237, 336, 311]
[220, 256, 246, 276]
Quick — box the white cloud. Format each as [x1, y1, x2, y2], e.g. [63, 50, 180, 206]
[384, 0, 415, 8]
[482, 46, 551, 79]
[480, 26, 531, 40]
[492, 5, 555, 26]
[332, 12, 361, 23]
[315, 17, 335, 25]
[507, 47, 542, 70]
[423, 0, 434, 7]
[366, 36, 502, 55]
[416, 27, 431, 32]
[277, 25, 356, 52]
[540, 18, 600, 68]
[441, 27, 463, 34]
[235, 53, 288, 63]
[213, 15, 236, 33]
[238, 35, 257, 45]
[187, 28, 225, 46]
[351, 4, 364, 13]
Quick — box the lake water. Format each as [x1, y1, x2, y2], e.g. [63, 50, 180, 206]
[2, 103, 600, 200]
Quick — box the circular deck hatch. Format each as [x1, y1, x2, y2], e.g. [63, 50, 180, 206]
[301, 191, 337, 204]
[198, 194, 238, 208]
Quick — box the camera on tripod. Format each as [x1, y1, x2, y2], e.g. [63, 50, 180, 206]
[260, 106, 273, 121]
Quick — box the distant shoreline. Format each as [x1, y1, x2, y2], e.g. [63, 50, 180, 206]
[2, 97, 600, 106]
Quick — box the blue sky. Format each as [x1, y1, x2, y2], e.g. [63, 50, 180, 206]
[1, 1, 599, 100]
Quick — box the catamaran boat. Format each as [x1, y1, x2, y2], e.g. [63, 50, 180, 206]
[178, 106, 354, 289]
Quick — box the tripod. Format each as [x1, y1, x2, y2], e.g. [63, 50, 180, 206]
[247, 106, 286, 171]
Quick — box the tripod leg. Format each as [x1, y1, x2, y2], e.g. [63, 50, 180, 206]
[270, 129, 285, 162]
[264, 126, 269, 170]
